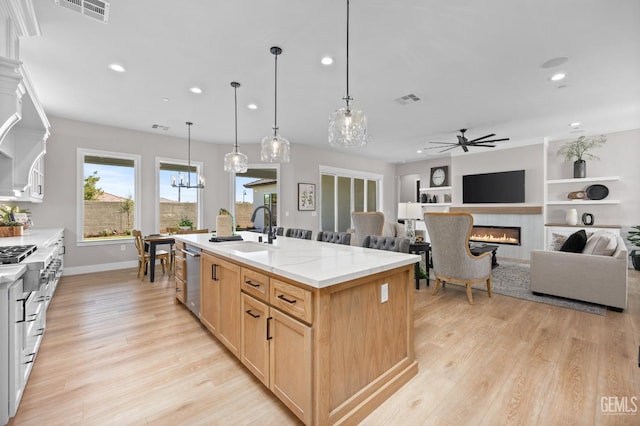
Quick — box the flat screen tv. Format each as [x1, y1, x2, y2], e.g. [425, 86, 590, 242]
[463, 170, 525, 203]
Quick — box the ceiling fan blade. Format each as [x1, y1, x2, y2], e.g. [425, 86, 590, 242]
[438, 145, 460, 153]
[428, 141, 458, 145]
[467, 133, 495, 143]
[469, 144, 496, 148]
[470, 138, 509, 143]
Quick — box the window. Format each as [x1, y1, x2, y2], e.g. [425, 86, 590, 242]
[320, 166, 382, 232]
[231, 165, 280, 231]
[156, 158, 203, 232]
[77, 149, 141, 244]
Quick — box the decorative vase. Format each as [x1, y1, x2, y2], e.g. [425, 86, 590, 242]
[631, 250, 640, 271]
[573, 160, 586, 178]
[581, 212, 594, 226]
[565, 208, 578, 225]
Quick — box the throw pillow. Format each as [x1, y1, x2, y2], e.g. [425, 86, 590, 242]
[559, 229, 588, 253]
[582, 231, 618, 256]
[550, 233, 568, 251]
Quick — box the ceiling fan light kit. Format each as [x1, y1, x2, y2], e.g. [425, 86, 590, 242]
[426, 128, 509, 153]
[328, 0, 367, 148]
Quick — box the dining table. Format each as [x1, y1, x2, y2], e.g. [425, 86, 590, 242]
[144, 234, 175, 282]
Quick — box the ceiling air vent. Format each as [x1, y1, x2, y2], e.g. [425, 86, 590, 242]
[152, 124, 170, 131]
[395, 93, 421, 105]
[55, 0, 110, 24]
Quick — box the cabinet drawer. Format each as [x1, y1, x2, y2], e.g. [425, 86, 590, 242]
[241, 268, 270, 302]
[175, 276, 185, 303]
[270, 279, 313, 324]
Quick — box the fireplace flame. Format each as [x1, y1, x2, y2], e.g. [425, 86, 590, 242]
[470, 233, 519, 244]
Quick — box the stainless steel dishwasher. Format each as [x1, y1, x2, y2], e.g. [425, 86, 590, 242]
[183, 244, 201, 317]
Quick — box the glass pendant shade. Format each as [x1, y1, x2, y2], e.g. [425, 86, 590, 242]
[328, 106, 367, 147]
[224, 151, 248, 173]
[261, 46, 290, 163]
[261, 133, 290, 162]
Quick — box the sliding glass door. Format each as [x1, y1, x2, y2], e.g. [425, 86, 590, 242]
[320, 167, 382, 232]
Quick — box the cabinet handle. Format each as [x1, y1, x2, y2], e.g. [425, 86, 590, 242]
[245, 280, 260, 288]
[277, 294, 297, 304]
[266, 316, 273, 340]
[245, 309, 260, 319]
[212, 264, 218, 281]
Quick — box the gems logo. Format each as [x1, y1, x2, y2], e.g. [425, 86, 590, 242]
[601, 396, 638, 415]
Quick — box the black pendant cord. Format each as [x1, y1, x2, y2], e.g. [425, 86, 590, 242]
[234, 84, 239, 153]
[273, 52, 278, 136]
[345, 0, 351, 107]
[186, 121, 192, 186]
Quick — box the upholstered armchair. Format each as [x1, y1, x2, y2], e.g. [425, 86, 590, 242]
[361, 235, 410, 253]
[317, 231, 351, 245]
[351, 212, 385, 247]
[424, 212, 492, 304]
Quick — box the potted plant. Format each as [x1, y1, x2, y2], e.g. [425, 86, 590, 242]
[627, 225, 640, 271]
[0, 204, 28, 237]
[557, 135, 607, 178]
[178, 217, 193, 230]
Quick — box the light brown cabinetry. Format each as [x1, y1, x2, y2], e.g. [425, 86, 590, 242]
[200, 251, 241, 357]
[241, 289, 313, 424]
[174, 241, 186, 304]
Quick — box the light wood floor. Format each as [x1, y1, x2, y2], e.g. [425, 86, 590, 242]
[9, 266, 640, 425]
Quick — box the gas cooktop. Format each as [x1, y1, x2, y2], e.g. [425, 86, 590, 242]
[0, 245, 37, 264]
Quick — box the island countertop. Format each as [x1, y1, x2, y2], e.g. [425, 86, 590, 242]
[175, 231, 420, 288]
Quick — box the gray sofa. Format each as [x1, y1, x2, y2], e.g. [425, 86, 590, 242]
[530, 235, 628, 311]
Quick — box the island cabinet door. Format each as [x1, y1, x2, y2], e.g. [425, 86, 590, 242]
[200, 253, 219, 334]
[270, 308, 312, 425]
[212, 255, 242, 358]
[240, 293, 269, 386]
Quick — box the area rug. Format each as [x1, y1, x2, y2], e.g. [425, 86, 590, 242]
[486, 262, 606, 316]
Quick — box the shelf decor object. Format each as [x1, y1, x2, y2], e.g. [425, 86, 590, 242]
[328, 0, 367, 148]
[224, 82, 249, 173]
[557, 135, 607, 178]
[565, 208, 578, 225]
[261, 46, 290, 163]
[171, 121, 205, 189]
[585, 184, 609, 200]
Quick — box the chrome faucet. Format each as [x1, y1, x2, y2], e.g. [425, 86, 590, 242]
[250, 206, 274, 244]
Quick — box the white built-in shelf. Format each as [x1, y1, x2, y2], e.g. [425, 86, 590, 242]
[546, 176, 620, 185]
[546, 200, 620, 205]
[419, 186, 452, 192]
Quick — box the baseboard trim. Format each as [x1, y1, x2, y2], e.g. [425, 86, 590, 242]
[64, 260, 137, 276]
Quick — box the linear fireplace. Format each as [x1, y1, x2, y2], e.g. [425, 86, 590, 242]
[470, 225, 521, 246]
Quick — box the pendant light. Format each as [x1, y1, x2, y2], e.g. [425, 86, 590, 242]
[328, 0, 367, 148]
[224, 81, 249, 173]
[171, 121, 205, 188]
[261, 46, 290, 163]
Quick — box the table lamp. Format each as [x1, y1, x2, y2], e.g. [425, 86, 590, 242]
[398, 202, 423, 243]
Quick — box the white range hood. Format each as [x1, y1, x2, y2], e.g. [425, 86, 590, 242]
[0, 0, 50, 202]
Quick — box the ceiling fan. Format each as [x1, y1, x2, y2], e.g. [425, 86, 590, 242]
[426, 129, 509, 153]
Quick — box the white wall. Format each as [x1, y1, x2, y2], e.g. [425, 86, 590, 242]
[21, 116, 396, 272]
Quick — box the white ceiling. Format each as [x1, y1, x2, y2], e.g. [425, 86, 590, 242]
[19, 0, 640, 163]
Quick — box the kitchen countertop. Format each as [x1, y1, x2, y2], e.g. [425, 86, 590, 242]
[0, 228, 64, 286]
[175, 231, 420, 288]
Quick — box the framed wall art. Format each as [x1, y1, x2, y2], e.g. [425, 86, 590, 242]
[298, 183, 316, 211]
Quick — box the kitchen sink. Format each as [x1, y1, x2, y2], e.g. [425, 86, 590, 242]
[224, 241, 278, 253]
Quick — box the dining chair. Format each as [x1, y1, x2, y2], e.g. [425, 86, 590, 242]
[133, 230, 170, 281]
[351, 212, 385, 247]
[316, 231, 351, 245]
[423, 212, 492, 304]
[285, 228, 312, 239]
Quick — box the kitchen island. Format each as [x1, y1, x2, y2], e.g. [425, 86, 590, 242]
[175, 231, 419, 425]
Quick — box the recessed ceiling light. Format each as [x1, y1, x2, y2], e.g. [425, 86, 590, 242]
[416, 149, 422, 154]
[570, 122, 581, 127]
[162, 97, 170, 102]
[189, 87, 202, 94]
[108, 63, 126, 73]
[550, 73, 566, 81]
[321, 56, 334, 66]
[248, 103, 258, 110]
